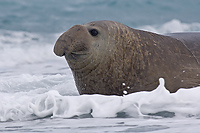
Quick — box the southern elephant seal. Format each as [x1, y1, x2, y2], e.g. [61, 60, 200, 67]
[54, 20, 200, 96]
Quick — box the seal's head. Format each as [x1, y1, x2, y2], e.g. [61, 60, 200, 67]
[54, 21, 111, 65]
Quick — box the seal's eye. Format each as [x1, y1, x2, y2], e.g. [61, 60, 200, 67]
[89, 29, 98, 36]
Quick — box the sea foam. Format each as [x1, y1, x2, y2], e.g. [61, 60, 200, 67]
[1, 78, 200, 122]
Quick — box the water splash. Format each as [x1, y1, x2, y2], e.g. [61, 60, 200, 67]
[1, 78, 199, 122]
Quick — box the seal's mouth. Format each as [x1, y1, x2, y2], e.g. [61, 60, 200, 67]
[67, 43, 90, 60]
[70, 51, 88, 59]
[64, 49, 90, 61]
[71, 50, 88, 55]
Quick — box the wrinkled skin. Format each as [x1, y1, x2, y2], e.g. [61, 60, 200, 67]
[54, 20, 200, 96]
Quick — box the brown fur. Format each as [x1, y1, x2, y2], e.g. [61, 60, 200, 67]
[54, 20, 200, 96]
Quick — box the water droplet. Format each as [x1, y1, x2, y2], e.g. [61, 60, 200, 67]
[123, 90, 127, 94]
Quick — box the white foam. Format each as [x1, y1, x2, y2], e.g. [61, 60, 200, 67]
[0, 73, 77, 94]
[139, 19, 200, 33]
[0, 30, 60, 68]
[1, 78, 200, 121]
[0, 45, 55, 67]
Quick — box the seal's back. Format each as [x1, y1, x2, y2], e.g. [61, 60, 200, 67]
[166, 32, 200, 64]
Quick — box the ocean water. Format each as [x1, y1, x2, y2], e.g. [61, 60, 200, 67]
[0, 0, 200, 132]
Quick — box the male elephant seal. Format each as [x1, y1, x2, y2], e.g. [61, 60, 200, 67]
[54, 20, 200, 96]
